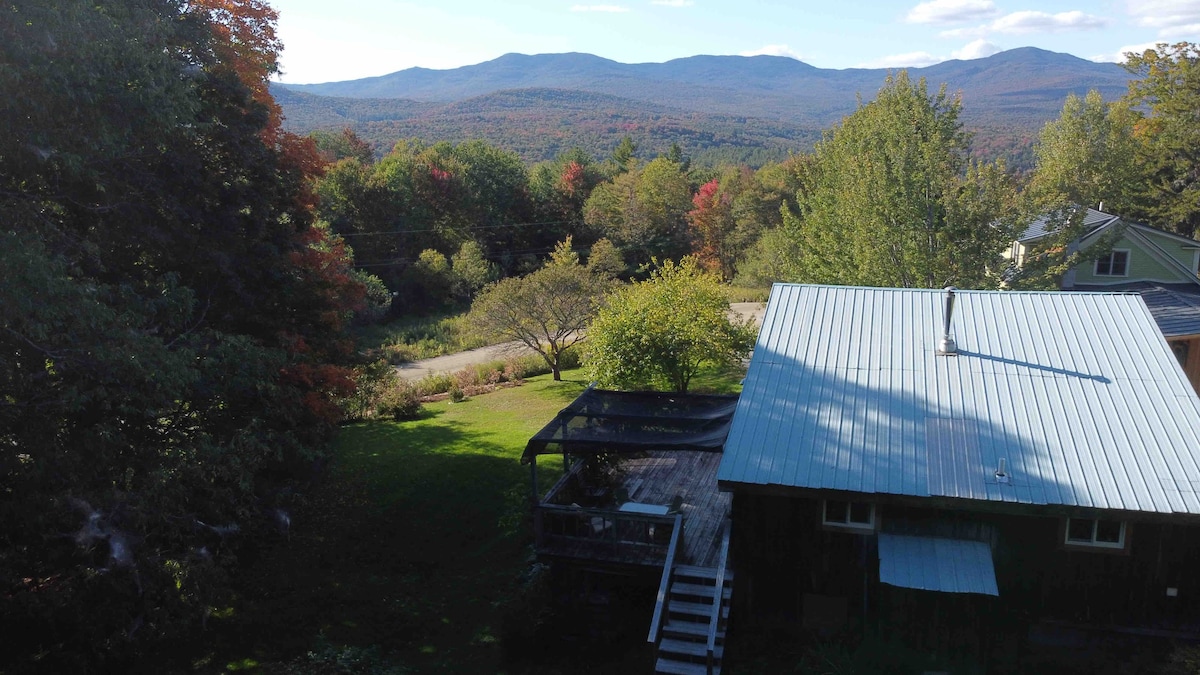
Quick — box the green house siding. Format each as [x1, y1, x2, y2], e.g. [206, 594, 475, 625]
[1142, 229, 1200, 273]
[1075, 234, 1194, 285]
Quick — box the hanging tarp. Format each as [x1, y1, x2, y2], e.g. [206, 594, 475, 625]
[521, 388, 739, 464]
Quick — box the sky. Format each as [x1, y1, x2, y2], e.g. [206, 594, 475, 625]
[270, 0, 1200, 84]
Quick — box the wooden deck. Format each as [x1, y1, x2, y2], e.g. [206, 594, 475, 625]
[535, 450, 730, 568]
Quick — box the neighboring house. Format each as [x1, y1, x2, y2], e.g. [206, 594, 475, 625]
[717, 284, 1200, 655]
[1015, 207, 1200, 393]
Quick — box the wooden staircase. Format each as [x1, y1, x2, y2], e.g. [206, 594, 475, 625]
[654, 564, 733, 675]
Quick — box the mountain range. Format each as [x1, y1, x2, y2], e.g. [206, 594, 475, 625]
[275, 48, 1131, 168]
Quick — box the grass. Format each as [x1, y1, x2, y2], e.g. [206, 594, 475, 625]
[190, 364, 745, 674]
[356, 311, 485, 364]
[723, 285, 770, 303]
[192, 372, 590, 673]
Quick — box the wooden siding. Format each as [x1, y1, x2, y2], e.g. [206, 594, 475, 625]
[1169, 336, 1200, 397]
[731, 492, 1200, 635]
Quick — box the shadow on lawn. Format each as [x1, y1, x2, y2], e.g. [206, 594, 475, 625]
[189, 412, 630, 674]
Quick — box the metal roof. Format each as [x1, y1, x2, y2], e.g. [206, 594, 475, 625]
[1018, 207, 1118, 242]
[1071, 282, 1200, 338]
[717, 284, 1200, 515]
[878, 534, 998, 596]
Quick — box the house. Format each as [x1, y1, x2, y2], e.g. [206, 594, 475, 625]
[1014, 207, 1200, 392]
[717, 284, 1200, 657]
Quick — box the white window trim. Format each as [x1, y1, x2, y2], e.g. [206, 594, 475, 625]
[1094, 249, 1130, 277]
[1064, 517, 1126, 550]
[822, 500, 876, 532]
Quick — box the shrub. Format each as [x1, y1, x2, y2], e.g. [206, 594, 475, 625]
[343, 360, 400, 421]
[377, 380, 422, 420]
[448, 387, 466, 403]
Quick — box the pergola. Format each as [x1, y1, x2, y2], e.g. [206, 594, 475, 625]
[521, 386, 739, 497]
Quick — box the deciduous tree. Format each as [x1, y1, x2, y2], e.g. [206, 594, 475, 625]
[468, 245, 610, 380]
[1124, 42, 1200, 237]
[585, 258, 756, 393]
[1028, 90, 1143, 214]
[787, 72, 1018, 289]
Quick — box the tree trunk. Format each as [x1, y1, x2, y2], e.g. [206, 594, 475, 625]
[552, 363, 561, 381]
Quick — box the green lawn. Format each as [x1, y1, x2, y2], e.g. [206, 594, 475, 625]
[194, 366, 744, 674]
[196, 372, 589, 673]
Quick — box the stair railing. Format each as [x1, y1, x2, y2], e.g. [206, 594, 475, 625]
[706, 519, 732, 675]
[646, 513, 684, 645]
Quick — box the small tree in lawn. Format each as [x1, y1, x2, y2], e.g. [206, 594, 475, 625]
[585, 257, 757, 393]
[469, 241, 609, 380]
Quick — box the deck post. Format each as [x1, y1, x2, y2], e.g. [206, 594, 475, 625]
[529, 457, 538, 503]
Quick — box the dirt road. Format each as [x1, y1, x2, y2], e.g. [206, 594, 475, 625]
[395, 301, 767, 381]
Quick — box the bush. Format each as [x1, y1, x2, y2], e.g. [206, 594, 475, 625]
[377, 380, 423, 420]
[343, 360, 400, 421]
[448, 387, 466, 403]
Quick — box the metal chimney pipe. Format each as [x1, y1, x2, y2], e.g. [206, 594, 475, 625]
[938, 286, 958, 355]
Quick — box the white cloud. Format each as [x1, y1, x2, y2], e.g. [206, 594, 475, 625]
[1158, 22, 1200, 38]
[906, 0, 997, 24]
[651, 0, 694, 6]
[740, 44, 802, 59]
[570, 4, 631, 11]
[1128, 0, 1200, 30]
[857, 51, 945, 68]
[990, 10, 1107, 33]
[1091, 41, 1169, 63]
[941, 9, 1107, 38]
[952, 38, 1002, 59]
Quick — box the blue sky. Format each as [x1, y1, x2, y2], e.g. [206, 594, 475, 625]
[270, 0, 1200, 84]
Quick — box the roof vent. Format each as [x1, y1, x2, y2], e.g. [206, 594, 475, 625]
[995, 457, 1010, 484]
[937, 286, 958, 355]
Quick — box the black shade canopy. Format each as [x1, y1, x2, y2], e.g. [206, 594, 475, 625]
[521, 388, 739, 464]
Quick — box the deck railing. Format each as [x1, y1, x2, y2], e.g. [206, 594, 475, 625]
[706, 518, 732, 675]
[534, 503, 678, 565]
[647, 513, 684, 645]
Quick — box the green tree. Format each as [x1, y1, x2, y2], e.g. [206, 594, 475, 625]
[612, 135, 638, 173]
[585, 258, 756, 393]
[1028, 90, 1143, 213]
[468, 246, 610, 380]
[584, 157, 693, 268]
[1124, 42, 1200, 237]
[450, 240, 497, 302]
[788, 72, 1018, 289]
[1, 0, 362, 668]
[587, 237, 627, 280]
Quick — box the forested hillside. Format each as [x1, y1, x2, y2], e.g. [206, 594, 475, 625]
[278, 87, 816, 166]
[277, 48, 1128, 169]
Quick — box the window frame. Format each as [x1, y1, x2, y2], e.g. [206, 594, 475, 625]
[1094, 249, 1130, 277]
[821, 499, 877, 533]
[1063, 517, 1127, 550]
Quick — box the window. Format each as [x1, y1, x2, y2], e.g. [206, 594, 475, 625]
[1094, 250, 1129, 276]
[1064, 517, 1126, 549]
[822, 499, 876, 532]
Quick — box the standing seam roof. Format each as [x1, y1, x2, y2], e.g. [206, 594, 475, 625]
[717, 284, 1200, 514]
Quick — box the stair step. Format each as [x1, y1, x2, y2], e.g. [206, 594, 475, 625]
[671, 582, 733, 600]
[656, 656, 721, 675]
[662, 620, 726, 640]
[674, 565, 734, 582]
[669, 600, 730, 619]
[659, 637, 725, 659]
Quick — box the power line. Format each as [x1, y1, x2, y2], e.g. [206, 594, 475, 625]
[337, 219, 576, 237]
